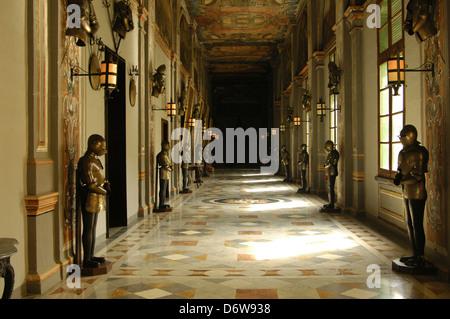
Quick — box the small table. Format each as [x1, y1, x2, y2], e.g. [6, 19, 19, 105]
[0, 238, 18, 299]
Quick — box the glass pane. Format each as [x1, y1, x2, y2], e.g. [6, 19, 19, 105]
[379, 25, 389, 53]
[380, 89, 390, 116]
[330, 110, 335, 128]
[392, 15, 403, 44]
[392, 86, 404, 113]
[380, 62, 388, 89]
[392, 143, 403, 170]
[391, 0, 402, 16]
[380, 116, 390, 143]
[380, 0, 389, 26]
[392, 113, 404, 142]
[380, 143, 390, 170]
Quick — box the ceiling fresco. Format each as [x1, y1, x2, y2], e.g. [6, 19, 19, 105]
[184, 0, 304, 74]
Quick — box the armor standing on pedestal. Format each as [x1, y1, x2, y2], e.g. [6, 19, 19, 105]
[394, 125, 429, 267]
[77, 134, 109, 269]
[323, 140, 339, 210]
[297, 144, 309, 193]
[157, 141, 173, 210]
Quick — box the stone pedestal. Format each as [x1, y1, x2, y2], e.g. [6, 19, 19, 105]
[392, 258, 437, 276]
[81, 261, 113, 277]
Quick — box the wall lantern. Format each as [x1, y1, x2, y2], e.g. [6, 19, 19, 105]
[152, 101, 177, 118]
[316, 97, 341, 122]
[317, 98, 327, 122]
[388, 54, 435, 96]
[71, 59, 118, 98]
[293, 116, 310, 129]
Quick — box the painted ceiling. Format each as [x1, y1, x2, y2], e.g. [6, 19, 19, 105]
[184, 0, 303, 74]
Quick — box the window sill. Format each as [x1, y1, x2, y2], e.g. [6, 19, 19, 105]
[375, 175, 400, 187]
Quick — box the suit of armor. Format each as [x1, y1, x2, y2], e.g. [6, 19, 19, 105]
[297, 144, 309, 192]
[181, 145, 191, 192]
[77, 135, 109, 268]
[394, 125, 429, 267]
[323, 140, 339, 209]
[405, 0, 438, 43]
[280, 146, 290, 181]
[157, 141, 173, 209]
[65, 0, 99, 47]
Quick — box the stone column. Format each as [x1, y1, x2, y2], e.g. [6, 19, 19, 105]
[138, 4, 151, 217]
[24, 0, 61, 294]
[334, 0, 354, 210]
[346, 5, 366, 214]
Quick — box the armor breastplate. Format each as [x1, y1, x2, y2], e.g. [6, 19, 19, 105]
[398, 143, 429, 200]
[325, 150, 339, 176]
[157, 152, 172, 180]
[298, 152, 309, 170]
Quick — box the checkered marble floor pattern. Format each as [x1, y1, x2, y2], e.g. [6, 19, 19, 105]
[29, 169, 450, 299]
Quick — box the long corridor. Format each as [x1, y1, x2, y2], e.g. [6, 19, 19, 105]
[28, 169, 450, 300]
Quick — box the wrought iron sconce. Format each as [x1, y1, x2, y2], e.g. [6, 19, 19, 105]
[388, 54, 435, 96]
[129, 65, 139, 77]
[316, 97, 341, 122]
[71, 59, 118, 99]
[152, 103, 177, 118]
[293, 116, 310, 129]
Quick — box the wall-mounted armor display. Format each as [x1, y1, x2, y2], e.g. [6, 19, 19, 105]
[112, 0, 134, 39]
[65, 0, 100, 47]
[152, 65, 166, 98]
[404, 0, 438, 43]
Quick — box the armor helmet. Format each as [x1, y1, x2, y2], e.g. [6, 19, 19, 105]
[65, 0, 99, 47]
[324, 140, 334, 153]
[88, 134, 107, 156]
[112, 1, 134, 39]
[399, 125, 418, 148]
[161, 140, 171, 151]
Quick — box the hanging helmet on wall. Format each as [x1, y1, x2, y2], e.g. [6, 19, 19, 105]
[112, 0, 135, 39]
[65, 0, 100, 47]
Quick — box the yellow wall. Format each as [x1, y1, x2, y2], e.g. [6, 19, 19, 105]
[0, 0, 28, 297]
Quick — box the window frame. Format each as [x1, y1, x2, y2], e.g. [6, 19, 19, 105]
[377, 0, 405, 178]
[329, 51, 338, 150]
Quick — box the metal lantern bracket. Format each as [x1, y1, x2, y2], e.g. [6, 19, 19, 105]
[316, 96, 341, 122]
[388, 54, 435, 96]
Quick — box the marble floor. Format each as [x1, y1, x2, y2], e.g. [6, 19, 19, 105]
[26, 169, 450, 300]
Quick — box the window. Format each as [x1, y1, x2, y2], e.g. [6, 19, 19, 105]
[377, 0, 404, 177]
[329, 52, 338, 149]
